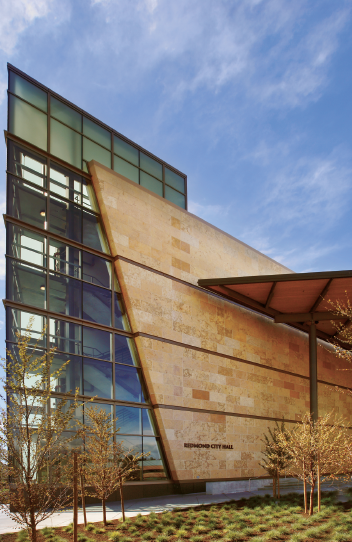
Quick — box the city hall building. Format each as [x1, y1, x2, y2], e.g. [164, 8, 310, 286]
[4, 64, 352, 499]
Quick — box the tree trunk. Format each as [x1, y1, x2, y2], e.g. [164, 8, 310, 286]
[277, 474, 280, 500]
[102, 498, 107, 526]
[317, 459, 321, 512]
[309, 480, 315, 516]
[273, 477, 276, 498]
[119, 481, 125, 522]
[80, 474, 87, 527]
[29, 507, 37, 542]
[303, 475, 307, 514]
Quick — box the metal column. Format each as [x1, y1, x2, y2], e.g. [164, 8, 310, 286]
[309, 322, 318, 422]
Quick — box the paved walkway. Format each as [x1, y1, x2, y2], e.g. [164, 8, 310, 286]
[0, 481, 351, 534]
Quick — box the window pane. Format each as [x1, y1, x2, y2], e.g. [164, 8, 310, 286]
[49, 239, 80, 278]
[113, 156, 139, 183]
[7, 308, 46, 346]
[50, 119, 82, 169]
[7, 223, 46, 267]
[9, 72, 47, 112]
[49, 196, 82, 244]
[9, 95, 47, 151]
[82, 180, 97, 211]
[140, 153, 162, 180]
[50, 163, 82, 205]
[165, 186, 186, 209]
[83, 283, 111, 327]
[115, 406, 142, 434]
[83, 358, 112, 398]
[84, 402, 113, 426]
[165, 168, 185, 193]
[8, 141, 47, 187]
[50, 353, 82, 394]
[83, 137, 111, 169]
[140, 171, 163, 197]
[49, 318, 82, 355]
[115, 435, 142, 454]
[83, 118, 111, 149]
[51, 399, 83, 427]
[143, 437, 167, 479]
[50, 97, 82, 131]
[83, 327, 111, 360]
[115, 335, 138, 366]
[82, 210, 108, 252]
[7, 344, 47, 389]
[115, 365, 145, 403]
[113, 137, 138, 166]
[142, 409, 157, 436]
[49, 273, 82, 318]
[114, 293, 130, 331]
[7, 176, 47, 229]
[7, 260, 46, 309]
[82, 251, 111, 288]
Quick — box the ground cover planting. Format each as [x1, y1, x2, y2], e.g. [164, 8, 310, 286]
[3, 491, 352, 542]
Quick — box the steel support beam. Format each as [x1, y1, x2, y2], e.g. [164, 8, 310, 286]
[309, 323, 318, 422]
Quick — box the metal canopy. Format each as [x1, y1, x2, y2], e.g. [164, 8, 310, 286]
[198, 270, 352, 421]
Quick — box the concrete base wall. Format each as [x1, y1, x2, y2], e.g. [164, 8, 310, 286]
[206, 479, 270, 495]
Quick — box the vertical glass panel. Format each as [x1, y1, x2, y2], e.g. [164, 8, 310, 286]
[7, 259, 46, 309]
[49, 273, 82, 318]
[49, 240, 80, 278]
[7, 307, 46, 346]
[82, 251, 110, 288]
[140, 153, 162, 180]
[50, 163, 82, 205]
[114, 293, 130, 331]
[165, 186, 186, 209]
[113, 136, 138, 166]
[140, 171, 163, 197]
[9, 72, 47, 112]
[83, 137, 111, 168]
[115, 335, 137, 366]
[50, 398, 83, 427]
[50, 353, 82, 394]
[115, 365, 145, 403]
[7, 224, 46, 267]
[165, 168, 185, 193]
[9, 95, 47, 151]
[50, 97, 82, 131]
[83, 327, 111, 360]
[115, 406, 142, 434]
[7, 345, 47, 389]
[49, 196, 82, 244]
[115, 435, 142, 454]
[142, 437, 167, 479]
[113, 156, 139, 183]
[8, 141, 47, 187]
[142, 409, 157, 436]
[82, 180, 96, 211]
[83, 117, 111, 149]
[84, 403, 113, 428]
[82, 283, 111, 327]
[82, 210, 108, 253]
[83, 358, 112, 398]
[50, 119, 82, 169]
[49, 318, 81, 355]
[7, 177, 47, 229]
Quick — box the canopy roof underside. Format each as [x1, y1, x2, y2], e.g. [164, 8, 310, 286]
[198, 270, 352, 347]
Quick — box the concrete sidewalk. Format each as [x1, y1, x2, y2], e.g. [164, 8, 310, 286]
[0, 482, 350, 534]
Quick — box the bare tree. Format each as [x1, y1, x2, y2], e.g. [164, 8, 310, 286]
[260, 420, 289, 499]
[82, 407, 149, 524]
[0, 323, 83, 542]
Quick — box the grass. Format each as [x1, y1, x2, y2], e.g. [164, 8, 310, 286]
[6, 490, 352, 542]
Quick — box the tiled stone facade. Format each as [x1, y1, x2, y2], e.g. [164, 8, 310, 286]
[89, 161, 352, 482]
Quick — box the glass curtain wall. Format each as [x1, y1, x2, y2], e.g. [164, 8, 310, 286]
[8, 68, 187, 209]
[5, 139, 168, 480]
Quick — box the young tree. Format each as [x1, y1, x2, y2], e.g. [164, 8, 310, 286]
[0, 323, 83, 542]
[260, 420, 289, 499]
[82, 407, 149, 524]
[327, 296, 352, 364]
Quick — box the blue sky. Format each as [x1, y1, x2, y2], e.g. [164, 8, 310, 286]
[0, 0, 352, 352]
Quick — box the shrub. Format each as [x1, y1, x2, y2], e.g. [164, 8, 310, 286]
[85, 524, 95, 532]
[109, 533, 121, 542]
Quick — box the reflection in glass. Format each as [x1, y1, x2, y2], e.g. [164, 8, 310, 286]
[7, 344, 47, 389]
[142, 409, 156, 436]
[49, 318, 81, 355]
[51, 399, 83, 429]
[115, 406, 141, 434]
[140, 153, 162, 180]
[115, 435, 142, 480]
[50, 97, 82, 131]
[49, 196, 82, 244]
[113, 156, 139, 183]
[7, 308, 46, 346]
[83, 327, 111, 360]
[84, 403, 113, 428]
[83, 138, 111, 168]
[50, 353, 82, 394]
[8, 141, 47, 187]
[7, 177, 47, 230]
[7, 223, 46, 267]
[9, 72, 47, 111]
[82, 210, 108, 252]
[49, 239, 80, 278]
[7, 259, 46, 309]
[113, 136, 138, 166]
[140, 171, 163, 197]
[50, 119, 82, 169]
[165, 168, 185, 193]
[83, 358, 112, 398]
[115, 335, 137, 366]
[142, 437, 167, 479]
[83, 118, 111, 149]
[49, 273, 81, 318]
[165, 186, 186, 209]
[83, 283, 111, 327]
[82, 251, 110, 288]
[9, 95, 47, 151]
[114, 293, 129, 331]
[115, 365, 145, 403]
[50, 163, 83, 204]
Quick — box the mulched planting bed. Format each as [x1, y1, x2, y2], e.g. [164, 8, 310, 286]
[3, 491, 352, 542]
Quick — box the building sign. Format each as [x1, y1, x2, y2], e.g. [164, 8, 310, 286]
[184, 443, 233, 449]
